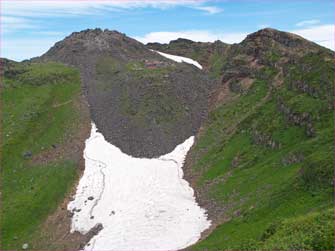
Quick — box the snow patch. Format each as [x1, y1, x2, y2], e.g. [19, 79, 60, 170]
[153, 50, 203, 69]
[68, 123, 210, 250]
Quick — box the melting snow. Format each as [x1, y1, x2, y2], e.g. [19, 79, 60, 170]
[153, 50, 203, 69]
[68, 123, 210, 250]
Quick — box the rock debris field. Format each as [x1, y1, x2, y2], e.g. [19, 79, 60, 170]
[68, 124, 211, 250]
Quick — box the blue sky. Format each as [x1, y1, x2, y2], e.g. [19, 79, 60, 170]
[2, 0, 334, 61]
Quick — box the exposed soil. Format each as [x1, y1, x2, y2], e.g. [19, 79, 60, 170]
[209, 78, 236, 109]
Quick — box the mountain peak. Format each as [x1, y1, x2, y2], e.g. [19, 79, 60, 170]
[39, 28, 151, 66]
[242, 27, 320, 50]
[247, 27, 301, 39]
[51, 28, 143, 52]
[67, 28, 125, 40]
[170, 38, 195, 44]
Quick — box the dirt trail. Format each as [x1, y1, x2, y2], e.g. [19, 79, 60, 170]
[52, 99, 73, 108]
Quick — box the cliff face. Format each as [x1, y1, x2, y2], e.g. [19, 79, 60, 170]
[149, 28, 334, 250]
[39, 28, 214, 158]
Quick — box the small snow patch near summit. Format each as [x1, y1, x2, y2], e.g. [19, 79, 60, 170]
[68, 123, 210, 251]
[153, 50, 203, 69]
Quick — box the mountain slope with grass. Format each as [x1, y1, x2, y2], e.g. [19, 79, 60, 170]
[150, 28, 334, 250]
[1, 60, 91, 250]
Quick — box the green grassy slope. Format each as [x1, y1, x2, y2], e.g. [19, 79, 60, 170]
[189, 51, 334, 250]
[1, 61, 84, 249]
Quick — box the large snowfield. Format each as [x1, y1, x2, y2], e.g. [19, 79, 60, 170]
[68, 124, 210, 250]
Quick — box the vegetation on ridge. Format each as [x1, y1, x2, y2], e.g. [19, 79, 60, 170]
[186, 46, 334, 250]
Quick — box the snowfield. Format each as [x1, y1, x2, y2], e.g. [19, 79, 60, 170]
[153, 50, 203, 69]
[68, 124, 210, 250]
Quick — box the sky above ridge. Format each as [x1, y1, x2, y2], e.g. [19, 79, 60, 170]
[2, 0, 334, 61]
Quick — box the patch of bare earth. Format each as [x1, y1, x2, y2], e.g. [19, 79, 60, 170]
[31, 94, 101, 250]
[209, 80, 235, 109]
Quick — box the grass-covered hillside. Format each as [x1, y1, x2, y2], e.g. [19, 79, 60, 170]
[179, 30, 334, 250]
[1, 60, 89, 250]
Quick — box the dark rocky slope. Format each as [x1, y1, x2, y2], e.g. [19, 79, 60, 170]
[38, 29, 214, 157]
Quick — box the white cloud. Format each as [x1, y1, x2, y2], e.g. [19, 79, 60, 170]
[296, 19, 320, 27]
[2, 16, 38, 32]
[3, 0, 210, 17]
[2, 0, 221, 33]
[3, 1, 128, 17]
[134, 30, 247, 44]
[193, 6, 223, 14]
[291, 24, 334, 50]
